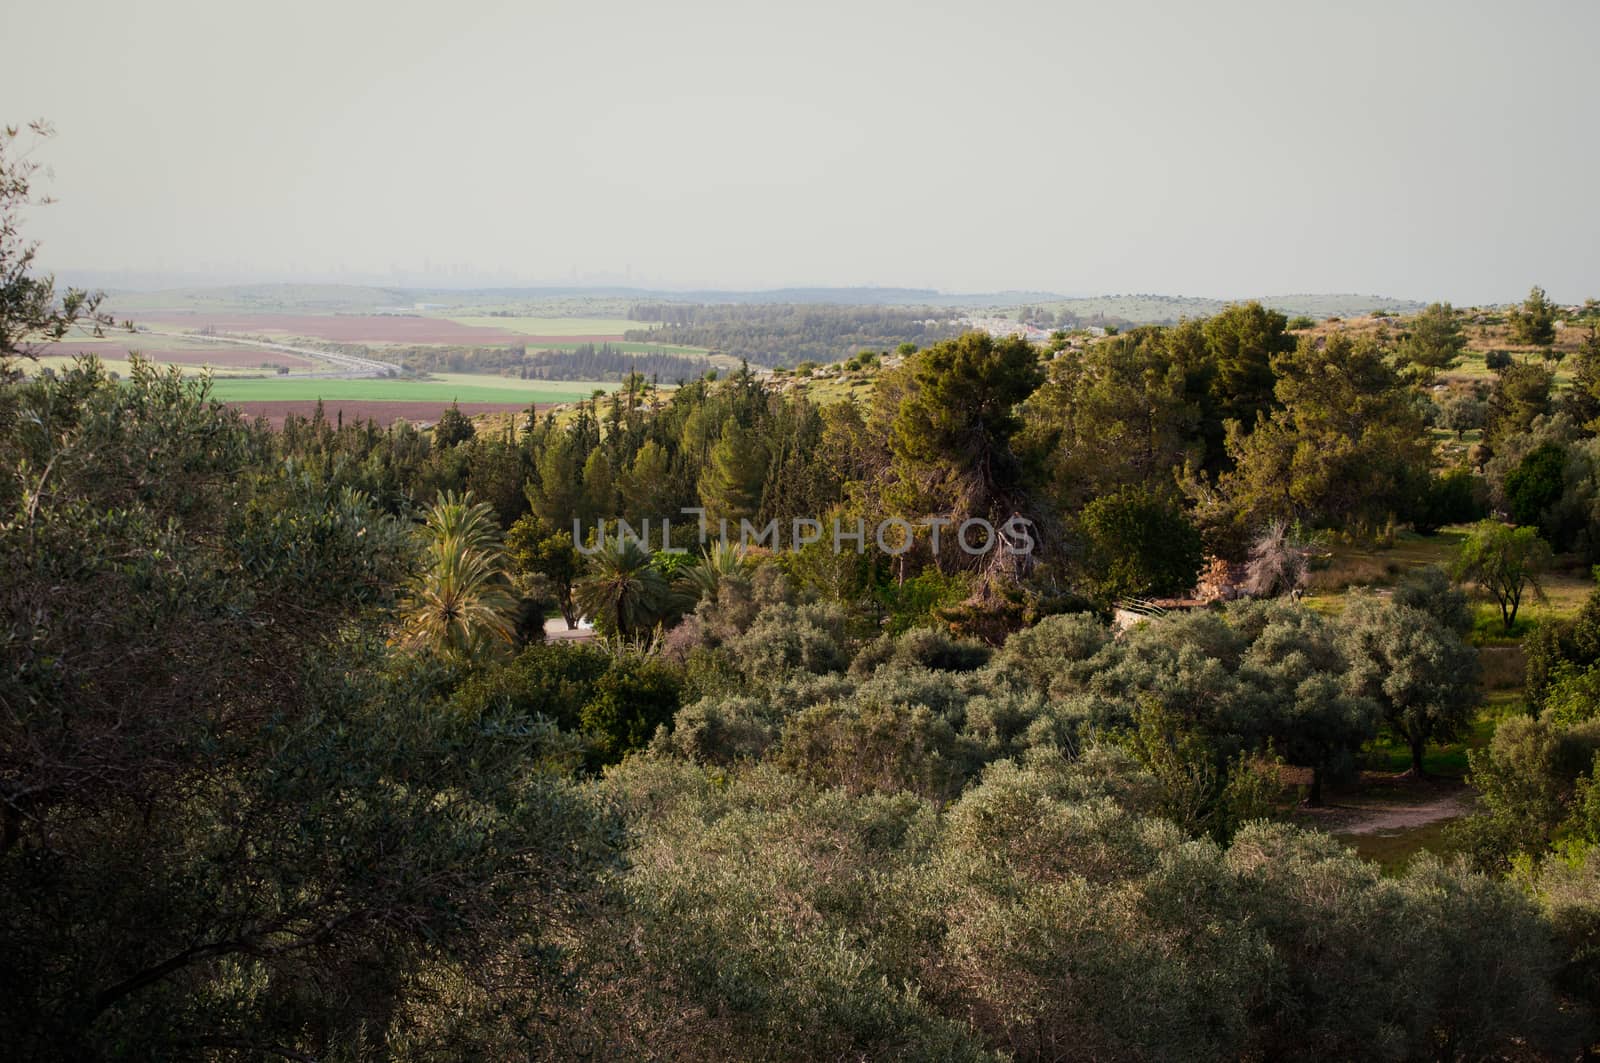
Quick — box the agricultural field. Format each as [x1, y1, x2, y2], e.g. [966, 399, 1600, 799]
[207, 373, 613, 426]
[128, 311, 531, 346]
[24, 332, 320, 376]
[438, 315, 646, 339]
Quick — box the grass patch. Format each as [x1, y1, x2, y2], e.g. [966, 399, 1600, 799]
[1363, 699, 1521, 779]
[1338, 817, 1460, 875]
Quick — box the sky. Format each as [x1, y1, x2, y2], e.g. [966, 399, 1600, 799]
[2, 0, 1596, 303]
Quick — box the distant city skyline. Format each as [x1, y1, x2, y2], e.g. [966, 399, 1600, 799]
[5, 0, 1597, 305]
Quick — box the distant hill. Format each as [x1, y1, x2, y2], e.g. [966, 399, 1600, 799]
[98, 283, 1425, 323]
[100, 283, 1068, 315]
[1025, 293, 1426, 326]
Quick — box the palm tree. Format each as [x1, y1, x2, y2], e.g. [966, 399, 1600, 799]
[573, 539, 678, 638]
[675, 540, 749, 603]
[399, 491, 519, 660]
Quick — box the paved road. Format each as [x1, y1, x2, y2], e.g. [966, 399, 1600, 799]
[135, 327, 403, 378]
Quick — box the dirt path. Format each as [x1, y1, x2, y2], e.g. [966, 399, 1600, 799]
[1331, 791, 1474, 835]
[1294, 776, 1475, 837]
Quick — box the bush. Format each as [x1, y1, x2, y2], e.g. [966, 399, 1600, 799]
[726, 602, 851, 680]
[1506, 442, 1568, 531]
[1079, 486, 1204, 599]
[874, 567, 969, 635]
[578, 653, 683, 764]
[851, 626, 992, 675]
[1413, 467, 1487, 533]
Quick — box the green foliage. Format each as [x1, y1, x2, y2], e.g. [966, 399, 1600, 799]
[399, 490, 520, 661]
[505, 512, 580, 627]
[851, 625, 992, 675]
[1511, 284, 1558, 350]
[591, 731, 1571, 1060]
[1392, 564, 1474, 634]
[1020, 325, 1200, 507]
[1486, 359, 1555, 446]
[1452, 520, 1552, 632]
[1339, 589, 1480, 774]
[1414, 467, 1487, 533]
[1125, 699, 1279, 842]
[432, 401, 477, 447]
[1565, 325, 1600, 431]
[1210, 332, 1431, 534]
[726, 601, 852, 679]
[889, 331, 1044, 520]
[1455, 716, 1587, 869]
[698, 420, 769, 526]
[1436, 389, 1487, 438]
[1203, 300, 1295, 431]
[874, 566, 969, 635]
[16, 144, 1600, 1057]
[1397, 301, 1467, 376]
[1079, 485, 1203, 599]
[1506, 441, 1568, 530]
[578, 652, 684, 764]
[573, 538, 682, 638]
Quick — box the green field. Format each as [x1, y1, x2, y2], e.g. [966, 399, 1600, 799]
[205, 374, 613, 405]
[441, 315, 648, 337]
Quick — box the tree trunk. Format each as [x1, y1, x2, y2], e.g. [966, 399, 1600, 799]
[1410, 737, 1428, 777]
[1309, 766, 1323, 806]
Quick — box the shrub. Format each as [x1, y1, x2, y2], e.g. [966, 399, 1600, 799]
[1413, 467, 1487, 533]
[851, 626, 992, 675]
[726, 602, 851, 679]
[874, 567, 969, 635]
[1506, 442, 1569, 531]
[1079, 486, 1205, 599]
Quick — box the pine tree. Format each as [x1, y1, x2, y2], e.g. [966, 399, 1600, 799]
[1510, 285, 1558, 352]
[698, 421, 769, 528]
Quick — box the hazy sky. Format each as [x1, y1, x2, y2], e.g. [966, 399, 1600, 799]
[3, 0, 1596, 302]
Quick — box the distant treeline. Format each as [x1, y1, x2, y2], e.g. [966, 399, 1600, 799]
[519, 344, 711, 382]
[389, 343, 710, 382]
[623, 304, 960, 366]
[393, 346, 530, 373]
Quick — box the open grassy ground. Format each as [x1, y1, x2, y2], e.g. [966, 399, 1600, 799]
[1295, 697, 1529, 874]
[205, 374, 612, 405]
[774, 368, 878, 406]
[1292, 526, 1586, 872]
[1301, 527, 1594, 635]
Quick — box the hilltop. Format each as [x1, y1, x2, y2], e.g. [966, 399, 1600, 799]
[96, 282, 1425, 323]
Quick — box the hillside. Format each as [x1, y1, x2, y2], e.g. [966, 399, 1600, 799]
[100, 283, 1427, 323]
[1020, 293, 1426, 326]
